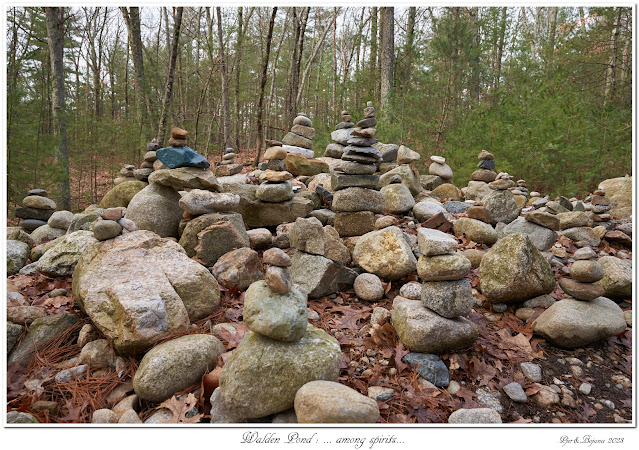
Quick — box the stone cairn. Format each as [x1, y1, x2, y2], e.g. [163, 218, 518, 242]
[510, 179, 529, 209]
[331, 102, 384, 237]
[256, 169, 294, 204]
[16, 189, 56, 232]
[215, 147, 243, 177]
[259, 139, 287, 171]
[114, 165, 136, 185]
[428, 155, 454, 184]
[282, 113, 315, 159]
[323, 110, 354, 159]
[464, 150, 496, 202]
[590, 188, 612, 222]
[559, 246, 605, 301]
[392, 228, 478, 360]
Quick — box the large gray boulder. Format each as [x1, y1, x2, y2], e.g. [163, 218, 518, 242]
[352, 227, 416, 280]
[36, 231, 98, 277]
[7, 240, 29, 275]
[290, 250, 357, 298]
[72, 231, 220, 354]
[133, 334, 225, 402]
[501, 217, 558, 251]
[534, 297, 626, 348]
[219, 325, 341, 419]
[392, 300, 477, 354]
[483, 189, 520, 224]
[179, 211, 248, 259]
[125, 183, 183, 238]
[479, 233, 555, 304]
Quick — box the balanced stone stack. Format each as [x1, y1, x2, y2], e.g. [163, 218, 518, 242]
[282, 113, 315, 159]
[590, 189, 612, 222]
[466, 150, 497, 201]
[92, 207, 132, 241]
[157, 127, 210, 169]
[216, 246, 342, 420]
[481, 172, 520, 225]
[260, 140, 287, 171]
[256, 170, 294, 204]
[143, 139, 159, 169]
[114, 165, 136, 185]
[511, 179, 529, 208]
[16, 190, 56, 232]
[330, 102, 384, 237]
[324, 110, 354, 159]
[559, 247, 605, 301]
[215, 148, 243, 177]
[428, 156, 454, 183]
[392, 228, 478, 354]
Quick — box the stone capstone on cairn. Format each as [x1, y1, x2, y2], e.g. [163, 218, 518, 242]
[215, 147, 243, 177]
[331, 102, 384, 237]
[217, 247, 342, 420]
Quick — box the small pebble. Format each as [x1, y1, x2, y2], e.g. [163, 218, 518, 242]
[579, 382, 592, 395]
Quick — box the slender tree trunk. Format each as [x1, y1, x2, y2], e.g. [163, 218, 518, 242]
[45, 7, 71, 210]
[157, 7, 184, 146]
[605, 8, 622, 104]
[494, 7, 507, 94]
[216, 7, 230, 151]
[297, 11, 335, 106]
[253, 7, 278, 166]
[469, 8, 481, 103]
[578, 7, 586, 35]
[331, 8, 338, 113]
[234, 7, 244, 152]
[120, 7, 152, 136]
[546, 7, 558, 70]
[380, 7, 394, 112]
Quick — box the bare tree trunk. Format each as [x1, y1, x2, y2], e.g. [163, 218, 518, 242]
[253, 7, 278, 166]
[234, 6, 244, 152]
[404, 7, 416, 85]
[331, 8, 337, 113]
[297, 10, 335, 106]
[494, 7, 507, 94]
[45, 7, 71, 210]
[157, 7, 184, 146]
[287, 7, 309, 125]
[380, 7, 394, 112]
[120, 7, 153, 136]
[546, 7, 558, 69]
[469, 8, 481, 103]
[605, 8, 622, 104]
[579, 7, 586, 35]
[216, 7, 230, 151]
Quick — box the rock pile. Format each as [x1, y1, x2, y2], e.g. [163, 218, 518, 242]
[217, 255, 342, 419]
[559, 247, 605, 301]
[323, 110, 353, 159]
[282, 114, 328, 176]
[465, 150, 497, 201]
[511, 179, 529, 208]
[331, 102, 384, 237]
[288, 217, 356, 298]
[482, 172, 520, 224]
[114, 165, 137, 185]
[260, 139, 287, 171]
[590, 188, 612, 222]
[392, 228, 478, 354]
[16, 189, 56, 232]
[215, 147, 243, 177]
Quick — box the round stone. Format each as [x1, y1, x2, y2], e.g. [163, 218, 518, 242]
[559, 278, 605, 301]
[430, 155, 446, 164]
[570, 260, 604, 283]
[255, 181, 294, 203]
[354, 273, 384, 302]
[92, 220, 123, 241]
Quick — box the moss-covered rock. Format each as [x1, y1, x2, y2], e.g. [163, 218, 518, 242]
[454, 218, 498, 245]
[133, 334, 224, 402]
[6, 227, 34, 247]
[36, 231, 98, 277]
[99, 180, 148, 209]
[352, 226, 416, 280]
[595, 256, 632, 299]
[381, 183, 415, 214]
[479, 233, 555, 304]
[417, 253, 471, 281]
[219, 325, 341, 419]
[379, 164, 421, 195]
[285, 153, 329, 176]
[7, 240, 29, 275]
[124, 183, 182, 238]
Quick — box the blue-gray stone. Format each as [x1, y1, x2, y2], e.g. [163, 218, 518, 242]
[402, 353, 450, 387]
[444, 201, 471, 214]
[477, 159, 496, 170]
[156, 146, 210, 169]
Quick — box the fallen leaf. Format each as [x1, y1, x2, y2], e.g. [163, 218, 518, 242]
[159, 393, 203, 424]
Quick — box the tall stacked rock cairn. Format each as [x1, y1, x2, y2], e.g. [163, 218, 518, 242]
[214, 147, 243, 177]
[281, 113, 328, 177]
[114, 165, 137, 185]
[331, 102, 384, 237]
[510, 179, 529, 209]
[323, 110, 354, 159]
[391, 228, 478, 387]
[215, 247, 344, 421]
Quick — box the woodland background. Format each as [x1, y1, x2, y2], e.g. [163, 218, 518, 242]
[5, 6, 633, 211]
